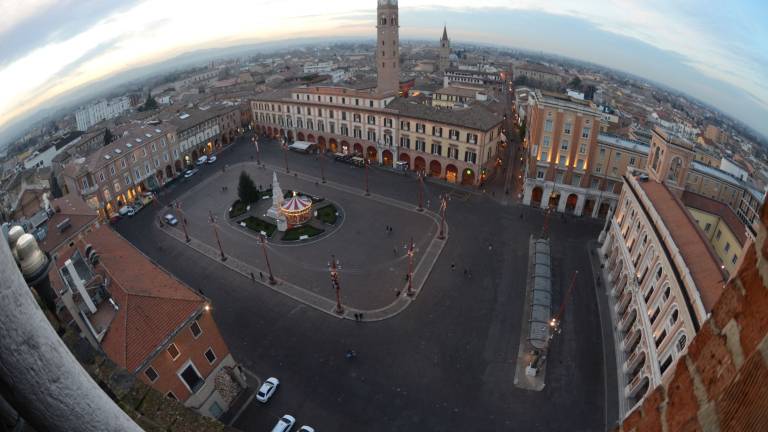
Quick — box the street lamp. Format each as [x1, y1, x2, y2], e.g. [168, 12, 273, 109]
[252, 136, 261, 165]
[438, 193, 448, 240]
[319, 151, 326, 183]
[281, 138, 290, 174]
[209, 211, 227, 261]
[259, 233, 276, 285]
[329, 255, 343, 314]
[175, 202, 191, 243]
[406, 238, 416, 297]
[416, 171, 425, 212]
[364, 158, 370, 196]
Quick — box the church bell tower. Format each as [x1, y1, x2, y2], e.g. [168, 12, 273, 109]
[376, 0, 400, 96]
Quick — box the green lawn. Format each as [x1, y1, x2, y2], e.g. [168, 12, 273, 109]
[241, 216, 276, 237]
[229, 200, 248, 219]
[282, 225, 325, 241]
[315, 204, 338, 225]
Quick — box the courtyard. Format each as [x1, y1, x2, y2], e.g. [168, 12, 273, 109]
[116, 133, 616, 432]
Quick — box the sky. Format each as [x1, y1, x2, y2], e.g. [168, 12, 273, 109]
[0, 0, 766, 140]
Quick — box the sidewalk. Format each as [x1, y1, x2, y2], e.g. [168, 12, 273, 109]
[587, 239, 623, 427]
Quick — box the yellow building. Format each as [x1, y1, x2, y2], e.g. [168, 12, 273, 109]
[682, 191, 749, 275]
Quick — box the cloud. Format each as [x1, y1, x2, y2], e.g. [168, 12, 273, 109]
[0, 0, 140, 67]
[0, 0, 766, 138]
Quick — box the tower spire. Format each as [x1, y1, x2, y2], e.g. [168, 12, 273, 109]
[442, 25, 448, 41]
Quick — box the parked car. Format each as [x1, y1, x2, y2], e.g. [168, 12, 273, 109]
[118, 205, 136, 217]
[298, 426, 315, 432]
[271, 415, 295, 432]
[256, 377, 280, 403]
[163, 214, 178, 226]
[206, 155, 217, 164]
[109, 215, 121, 225]
[184, 168, 199, 178]
[195, 155, 208, 165]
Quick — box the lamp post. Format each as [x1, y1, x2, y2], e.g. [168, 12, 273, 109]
[259, 233, 276, 284]
[209, 211, 227, 261]
[175, 202, 190, 243]
[549, 270, 578, 344]
[329, 255, 343, 314]
[281, 138, 290, 174]
[417, 171, 425, 212]
[252, 136, 261, 165]
[438, 193, 448, 240]
[364, 159, 370, 196]
[319, 151, 326, 183]
[406, 237, 415, 297]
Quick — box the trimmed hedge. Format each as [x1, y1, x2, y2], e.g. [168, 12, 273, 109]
[229, 200, 248, 218]
[315, 204, 338, 225]
[241, 216, 276, 237]
[282, 225, 324, 241]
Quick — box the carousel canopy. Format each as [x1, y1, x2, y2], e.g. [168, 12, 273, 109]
[281, 195, 312, 213]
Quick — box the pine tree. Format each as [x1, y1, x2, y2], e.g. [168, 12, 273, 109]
[237, 171, 259, 204]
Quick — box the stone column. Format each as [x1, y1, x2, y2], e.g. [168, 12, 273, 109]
[540, 184, 553, 210]
[592, 197, 602, 218]
[575, 194, 587, 216]
[557, 192, 568, 213]
[522, 181, 533, 206]
[0, 239, 142, 432]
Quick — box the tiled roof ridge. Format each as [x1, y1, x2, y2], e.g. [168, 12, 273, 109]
[671, 188, 725, 268]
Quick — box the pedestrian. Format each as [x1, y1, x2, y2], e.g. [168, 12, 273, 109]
[488, 242, 493, 251]
[359, 312, 364, 321]
[259, 271, 264, 281]
[393, 248, 398, 256]
[250, 272, 255, 283]
[451, 263, 456, 271]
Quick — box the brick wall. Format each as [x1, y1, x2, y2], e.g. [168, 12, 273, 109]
[617, 197, 768, 431]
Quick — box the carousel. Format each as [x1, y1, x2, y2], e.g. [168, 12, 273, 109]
[280, 192, 313, 226]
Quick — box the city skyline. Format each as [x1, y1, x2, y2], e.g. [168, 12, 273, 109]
[0, 0, 766, 141]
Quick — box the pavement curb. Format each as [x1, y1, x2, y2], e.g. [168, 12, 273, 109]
[155, 163, 449, 322]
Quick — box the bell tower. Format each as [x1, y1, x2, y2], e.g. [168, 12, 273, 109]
[376, 0, 400, 96]
[647, 127, 695, 196]
[439, 25, 451, 72]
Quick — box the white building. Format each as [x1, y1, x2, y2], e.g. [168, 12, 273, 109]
[329, 69, 349, 83]
[303, 61, 334, 74]
[719, 157, 748, 181]
[75, 97, 131, 131]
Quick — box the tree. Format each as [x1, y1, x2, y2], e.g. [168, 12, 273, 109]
[237, 171, 259, 204]
[103, 128, 114, 145]
[138, 95, 158, 112]
[50, 174, 63, 199]
[568, 76, 582, 90]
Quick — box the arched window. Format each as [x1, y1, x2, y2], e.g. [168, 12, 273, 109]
[655, 266, 663, 281]
[677, 334, 687, 352]
[652, 145, 661, 170]
[668, 157, 683, 182]
[662, 285, 671, 302]
[669, 308, 679, 326]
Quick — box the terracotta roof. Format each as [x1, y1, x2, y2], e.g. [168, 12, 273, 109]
[386, 97, 503, 131]
[68, 225, 204, 371]
[637, 180, 726, 310]
[40, 194, 98, 253]
[682, 191, 748, 245]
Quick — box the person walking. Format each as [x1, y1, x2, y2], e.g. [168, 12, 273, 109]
[450, 263, 456, 271]
[259, 271, 264, 282]
[250, 272, 256, 283]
